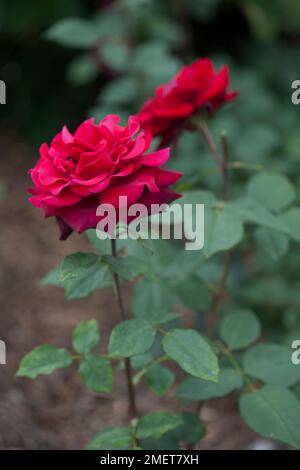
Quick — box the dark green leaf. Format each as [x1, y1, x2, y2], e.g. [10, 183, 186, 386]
[175, 276, 211, 311]
[137, 411, 182, 440]
[86, 427, 133, 450]
[170, 412, 206, 444]
[146, 364, 175, 396]
[219, 309, 261, 350]
[41, 266, 62, 287]
[61, 253, 111, 299]
[45, 18, 100, 49]
[17, 345, 72, 379]
[163, 329, 219, 382]
[239, 386, 300, 449]
[255, 227, 289, 262]
[228, 196, 287, 232]
[246, 172, 295, 212]
[79, 353, 113, 393]
[108, 319, 156, 358]
[243, 343, 300, 386]
[132, 279, 176, 318]
[177, 367, 243, 400]
[204, 205, 244, 258]
[72, 319, 100, 354]
[102, 255, 144, 281]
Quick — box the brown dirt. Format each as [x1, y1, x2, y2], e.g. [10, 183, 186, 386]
[0, 128, 258, 449]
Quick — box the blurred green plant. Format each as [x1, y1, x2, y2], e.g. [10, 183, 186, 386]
[12, 0, 300, 452]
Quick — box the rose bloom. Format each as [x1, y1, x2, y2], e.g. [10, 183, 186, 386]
[28, 115, 182, 240]
[138, 58, 238, 146]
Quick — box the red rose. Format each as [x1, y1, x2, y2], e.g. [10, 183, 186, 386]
[137, 58, 238, 146]
[29, 115, 182, 240]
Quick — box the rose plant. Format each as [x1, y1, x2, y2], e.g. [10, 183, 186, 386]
[17, 56, 300, 451]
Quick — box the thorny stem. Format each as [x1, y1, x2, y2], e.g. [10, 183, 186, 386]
[197, 124, 232, 336]
[192, 119, 223, 167]
[221, 131, 229, 201]
[111, 238, 137, 418]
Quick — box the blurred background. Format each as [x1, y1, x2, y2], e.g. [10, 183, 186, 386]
[0, 0, 300, 449]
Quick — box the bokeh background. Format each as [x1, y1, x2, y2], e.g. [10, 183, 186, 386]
[1, 0, 300, 449]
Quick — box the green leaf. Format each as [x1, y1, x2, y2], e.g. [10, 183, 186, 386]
[86, 427, 133, 450]
[17, 345, 72, 379]
[66, 54, 98, 85]
[102, 42, 131, 72]
[45, 18, 100, 49]
[41, 266, 62, 287]
[79, 353, 113, 393]
[228, 196, 287, 232]
[86, 229, 112, 254]
[280, 207, 300, 242]
[101, 76, 138, 105]
[72, 319, 100, 354]
[255, 227, 289, 262]
[246, 172, 295, 212]
[108, 319, 156, 358]
[137, 411, 182, 440]
[239, 386, 300, 449]
[132, 279, 176, 318]
[131, 353, 153, 370]
[177, 367, 243, 400]
[146, 312, 180, 326]
[175, 276, 211, 311]
[170, 412, 206, 444]
[162, 329, 219, 382]
[243, 343, 300, 387]
[204, 205, 244, 258]
[102, 255, 144, 281]
[61, 253, 111, 299]
[146, 364, 175, 396]
[219, 309, 261, 350]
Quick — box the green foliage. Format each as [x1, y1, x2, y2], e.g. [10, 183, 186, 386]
[136, 411, 182, 440]
[243, 343, 300, 387]
[72, 319, 100, 354]
[132, 279, 177, 319]
[146, 364, 175, 397]
[102, 255, 144, 281]
[79, 353, 113, 393]
[41, 266, 62, 287]
[45, 18, 102, 49]
[240, 386, 300, 449]
[219, 309, 261, 350]
[108, 319, 156, 358]
[170, 412, 206, 444]
[60, 253, 111, 299]
[86, 427, 133, 450]
[162, 329, 219, 382]
[254, 227, 289, 262]
[16, 0, 300, 451]
[246, 172, 296, 212]
[204, 204, 244, 257]
[177, 368, 243, 401]
[17, 345, 72, 379]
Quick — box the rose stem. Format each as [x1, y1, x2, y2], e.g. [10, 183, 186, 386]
[198, 125, 232, 334]
[111, 238, 137, 417]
